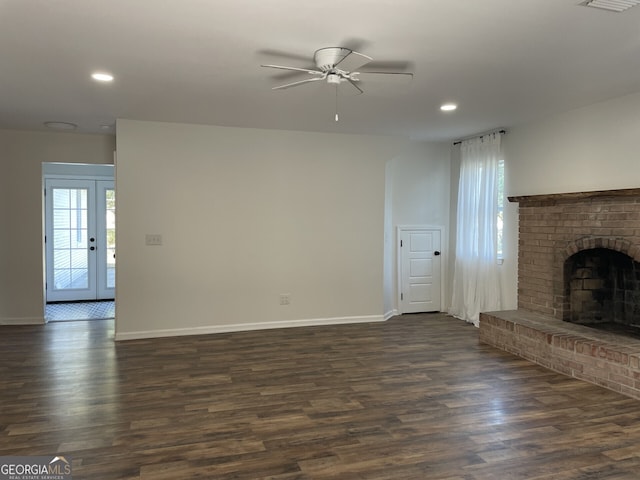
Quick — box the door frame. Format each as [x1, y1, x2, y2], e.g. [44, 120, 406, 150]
[396, 225, 446, 314]
[42, 163, 115, 318]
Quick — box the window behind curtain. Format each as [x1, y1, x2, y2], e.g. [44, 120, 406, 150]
[497, 159, 505, 259]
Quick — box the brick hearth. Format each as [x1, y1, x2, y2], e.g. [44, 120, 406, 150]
[479, 310, 640, 400]
[479, 188, 640, 399]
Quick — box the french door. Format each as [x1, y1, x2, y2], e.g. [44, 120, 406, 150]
[45, 178, 115, 302]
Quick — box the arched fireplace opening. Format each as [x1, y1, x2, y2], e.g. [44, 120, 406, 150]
[564, 248, 640, 337]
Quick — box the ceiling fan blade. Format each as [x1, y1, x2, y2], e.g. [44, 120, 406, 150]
[355, 72, 414, 85]
[272, 77, 325, 90]
[261, 64, 323, 75]
[334, 50, 372, 72]
[339, 38, 371, 54]
[345, 79, 364, 95]
[363, 60, 414, 71]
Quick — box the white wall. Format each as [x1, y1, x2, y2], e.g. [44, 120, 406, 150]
[505, 90, 640, 196]
[115, 119, 406, 339]
[383, 141, 451, 316]
[0, 129, 115, 324]
[501, 90, 640, 309]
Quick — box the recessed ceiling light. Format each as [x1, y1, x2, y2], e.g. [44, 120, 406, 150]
[440, 103, 457, 112]
[91, 72, 114, 82]
[44, 121, 77, 130]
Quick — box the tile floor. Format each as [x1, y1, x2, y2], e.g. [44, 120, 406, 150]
[45, 300, 115, 322]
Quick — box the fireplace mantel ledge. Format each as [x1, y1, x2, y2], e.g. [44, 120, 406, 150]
[508, 187, 640, 205]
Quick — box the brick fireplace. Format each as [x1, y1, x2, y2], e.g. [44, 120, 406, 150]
[479, 188, 640, 399]
[513, 189, 640, 320]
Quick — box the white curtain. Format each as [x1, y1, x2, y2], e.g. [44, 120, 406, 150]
[449, 133, 502, 326]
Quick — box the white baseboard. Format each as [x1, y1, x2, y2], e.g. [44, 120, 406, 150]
[114, 314, 386, 341]
[0, 316, 46, 325]
[384, 309, 399, 320]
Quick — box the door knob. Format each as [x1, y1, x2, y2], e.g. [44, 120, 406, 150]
[434, 251, 441, 256]
[90, 237, 95, 242]
[90, 246, 95, 251]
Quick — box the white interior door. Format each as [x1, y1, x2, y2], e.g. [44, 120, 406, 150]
[399, 228, 442, 313]
[45, 178, 115, 302]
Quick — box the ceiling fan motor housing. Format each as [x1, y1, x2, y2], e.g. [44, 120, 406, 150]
[314, 47, 351, 71]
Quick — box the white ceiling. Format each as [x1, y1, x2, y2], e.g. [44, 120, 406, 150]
[2, 0, 640, 141]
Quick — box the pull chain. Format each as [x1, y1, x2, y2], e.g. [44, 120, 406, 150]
[335, 85, 339, 122]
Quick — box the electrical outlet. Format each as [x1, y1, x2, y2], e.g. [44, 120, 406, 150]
[279, 294, 290, 306]
[145, 234, 163, 246]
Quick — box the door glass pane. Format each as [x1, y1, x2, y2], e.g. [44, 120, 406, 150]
[53, 209, 70, 229]
[70, 229, 87, 249]
[71, 249, 88, 269]
[52, 187, 89, 290]
[53, 250, 70, 269]
[53, 230, 70, 249]
[53, 189, 70, 207]
[105, 188, 116, 289]
[53, 269, 71, 290]
[70, 209, 88, 230]
[70, 268, 89, 288]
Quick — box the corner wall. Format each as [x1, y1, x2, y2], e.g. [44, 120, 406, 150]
[383, 142, 451, 316]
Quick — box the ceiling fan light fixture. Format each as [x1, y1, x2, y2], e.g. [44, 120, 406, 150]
[440, 103, 457, 112]
[327, 74, 341, 85]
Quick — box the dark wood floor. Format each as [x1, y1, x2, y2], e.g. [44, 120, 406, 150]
[2, 314, 640, 479]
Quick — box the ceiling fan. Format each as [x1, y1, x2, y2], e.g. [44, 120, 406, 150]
[261, 47, 413, 120]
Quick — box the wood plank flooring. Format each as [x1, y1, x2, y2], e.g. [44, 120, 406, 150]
[2, 313, 640, 479]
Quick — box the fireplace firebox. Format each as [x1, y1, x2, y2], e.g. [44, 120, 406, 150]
[565, 248, 640, 337]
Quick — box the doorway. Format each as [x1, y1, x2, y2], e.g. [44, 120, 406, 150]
[43, 163, 115, 320]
